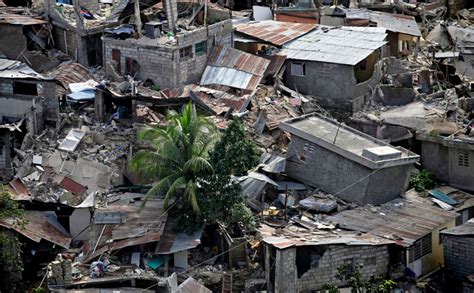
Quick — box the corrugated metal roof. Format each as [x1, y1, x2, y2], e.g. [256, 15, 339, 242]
[0, 211, 71, 248]
[47, 62, 96, 97]
[84, 194, 167, 263]
[281, 26, 387, 65]
[0, 13, 48, 25]
[258, 223, 394, 250]
[326, 192, 459, 247]
[200, 46, 270, 91]
[369, 11, 421, 37]
[0, 58, 46, 79]
[155, 220, 202, 254]
[441, 220, 474, 236]
[235, 20, 317, 46]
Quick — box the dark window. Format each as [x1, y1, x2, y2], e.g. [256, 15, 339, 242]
[458, 150, 470, 167]
[12, 81, 37, 95]
[408, 233, 432, 263]
[291, 62, 305, 76]
[180, 46, 192, 60]
[125, 58, 139, 77]
[112, 49, 121, 73]
[195, 41, 207, 56]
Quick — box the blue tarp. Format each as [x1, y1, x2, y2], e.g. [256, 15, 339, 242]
[67, 89, 96, 101]
[147, 255, 165, 269]
[429, 189, 457, 205]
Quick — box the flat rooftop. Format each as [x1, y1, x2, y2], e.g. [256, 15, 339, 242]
[280, 113, 419, 168]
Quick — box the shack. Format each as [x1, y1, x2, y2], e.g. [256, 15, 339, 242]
[280, 113, 419, 205]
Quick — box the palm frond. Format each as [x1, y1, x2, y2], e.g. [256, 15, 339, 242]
[183, 156, 213, 176]
[185, 180, 200, 213]
[163, 176, 187, 209]
[141, 173, 179, 209]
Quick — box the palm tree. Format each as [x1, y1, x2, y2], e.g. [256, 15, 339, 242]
[129, 102, 218, 212]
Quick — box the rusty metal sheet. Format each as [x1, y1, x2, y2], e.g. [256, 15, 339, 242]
[202, 46, 270, 92]
[235, 20, 317, 46]
[47, 62, 96, 97]
[59, 176, 87, 195]
[326, 194, 459, 246]
[8, 178, 30, 200]
[0, 211, 71, 248]
[0, 13, 48, 25]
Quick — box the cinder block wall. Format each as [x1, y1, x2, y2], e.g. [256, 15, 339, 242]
[443, 234, 474, 280]
[103, 19, 233, 89]
[273, 245, 390, 292]
[286, 136, 410, 205]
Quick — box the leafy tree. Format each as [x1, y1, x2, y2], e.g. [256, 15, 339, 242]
[209, 118, 260, 176]
[173, 119, 259, 232]
[0, 191, 26, 291]
[322, 263, 397, 293]
[409, 169, 436, 192]
[129, 102, 218, 212]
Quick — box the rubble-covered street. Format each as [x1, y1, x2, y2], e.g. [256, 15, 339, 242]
[0, 0, 473, 292]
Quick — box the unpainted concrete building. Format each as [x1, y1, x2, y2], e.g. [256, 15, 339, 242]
[280, 113, 419, 205]
[103, 6, 233, 89]
[280, 26, 387, 112]
[417, 133, 474, 192]
[258, 223, 393, 292]
[441, 220, 474, 292]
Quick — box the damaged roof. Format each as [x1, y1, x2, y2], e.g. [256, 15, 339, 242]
[369, 11, 421, 37]
[258, 222, 394, 250]
[0, 58, 49, 79]
[47, 62, 96, 97]
[326, 191, 459, 247]
[0, 211, 71, 248]
[281, 26, 387, 65]
[155, 220, 202, 254]
[200, 46, 270, 92]
[280, 113, 419, 169]
[235, 20, 317, 46]
[0, 13, 48, 25]
[84, 194, 167, 262]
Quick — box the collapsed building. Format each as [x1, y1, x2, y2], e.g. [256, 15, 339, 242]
[102, 3, 233, 89]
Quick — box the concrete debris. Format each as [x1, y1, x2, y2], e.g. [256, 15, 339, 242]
[1, 0, 474, 292]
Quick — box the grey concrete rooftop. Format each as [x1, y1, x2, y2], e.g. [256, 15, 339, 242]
[280, 113, 419, 168]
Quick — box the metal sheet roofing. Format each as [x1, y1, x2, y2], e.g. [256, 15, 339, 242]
[326, 191, 459, 247]
[369, 11, 421, 37]
[0, 58, 46, 79]
[258, 223, 394, 250]
[47, 62, 96, 97]
[0, 211, 71, 248]
[281, 25, 387, 65]
[0, 13, 48, 25]
[155, 220, 202, 254]
[200, 46, 270, 91]
[440, 220, 474, 236]
[235, 20, 317, 46]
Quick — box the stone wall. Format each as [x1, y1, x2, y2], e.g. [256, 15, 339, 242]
[271, 244, 390, 292]
[443, 234, 474, 281]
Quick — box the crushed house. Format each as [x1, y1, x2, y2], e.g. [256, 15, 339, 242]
[0, 58, 58, 180]
[441, 220, 474, 291]
[280, 25, 387, 111]
[0, 13, 60, 72]
[44, 0, 127, 67]
[327, 191, 460, 278]
[102, 4, 233, 89]
[280, 113, 419, 205]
